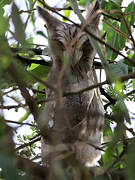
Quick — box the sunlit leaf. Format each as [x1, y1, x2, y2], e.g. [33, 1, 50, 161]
[19, 111, 30, 122]
[63, 10, 71, 22]
[114, 80, 123, 95]
[30, 64, 50, 80]
[79, 0, 88, 6]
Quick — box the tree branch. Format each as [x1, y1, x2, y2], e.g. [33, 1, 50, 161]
[0, 104, 26, 110]
[15, 137, 41, 151]
[5, 119, 37, 127]
[11, 47, 43, 55]
[7, 62, 38, 120]
[16, 54, 52, 66]
[100, 87, 116, 105]
[63, 71, 135, 96]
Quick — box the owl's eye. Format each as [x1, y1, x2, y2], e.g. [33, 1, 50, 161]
[82, 40, 90, 52]
[57, 41, 63, 47]
[57, 41, 65, 51]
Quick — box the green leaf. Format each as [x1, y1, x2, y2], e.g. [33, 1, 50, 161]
[79, 0, 88, 6]
[26, 37, 34, 44]
[30, 64, 50, 80]
[124, 2, 135, 26]
[79, 0, 95, 6]
[0, 0, 11, 7]
[123, 53, 135, 67]
[105, 21, 121, 60]
[119, 21, 127, 50]
[102, 142, 115, 165]
[120, 19, 128, 39]
[19, 111, 30, 122]
[111, 0, 122, 6]
[104, 16, 129, 60]
[114, 80, 123, 95]
[36, 30, 48, 39]
[103, 0, 121, 10]
[113, 100, 130, 124]
[11, 3, 26, 46]
[108, 60, 128, 78]
[0, 8, 8, 35]
[104, 119, 113, 137]
[102, 0, 122, 20]
[63, 10, 71, 23]
[120, 3, 135, 49]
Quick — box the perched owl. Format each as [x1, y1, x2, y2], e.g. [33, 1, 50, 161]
[38, 0, 104, 167]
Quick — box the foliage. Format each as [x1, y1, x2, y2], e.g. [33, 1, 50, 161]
[0, 0, 135, 179]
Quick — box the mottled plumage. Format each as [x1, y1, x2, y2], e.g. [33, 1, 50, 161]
[38, 0, 104, 167]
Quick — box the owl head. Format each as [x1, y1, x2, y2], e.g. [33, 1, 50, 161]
[37, 0, 101, 69]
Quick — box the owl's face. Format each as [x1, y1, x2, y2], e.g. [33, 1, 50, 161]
[48, 23, 93, 67]
[37, 3, 100, 68]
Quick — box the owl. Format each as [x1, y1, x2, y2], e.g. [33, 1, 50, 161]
[38, 0, 104, 168]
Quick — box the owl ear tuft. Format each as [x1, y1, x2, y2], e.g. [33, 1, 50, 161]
[37, 6, 62, 29]
[86, 0, 102, 19]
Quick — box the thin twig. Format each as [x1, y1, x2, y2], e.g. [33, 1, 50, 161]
[0, 104, 26, 110]
[35, 71, 135, 102]
[16, 54, 52, 67]
[5, 120, 37, 127]
[13, 49, 102, 68]
[29, 133, 41, 140]
[19, 8, 36, 14]
[23, 0, 37, 30]
[15, 137, 41, 151]
[2, 87, 18, 95]
[103, 13, 120, 22]
[11, 47, 43, 55]
[121, 12, 135, 50]
[100, 87, 116, 105]
[63, 80, 108, 96]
